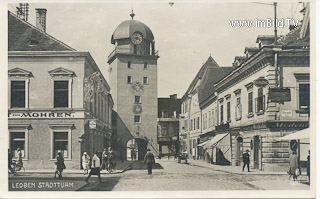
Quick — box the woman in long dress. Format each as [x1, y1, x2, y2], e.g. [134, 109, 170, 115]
[82, 152, 90, 175]
[288, 151, 299, 181]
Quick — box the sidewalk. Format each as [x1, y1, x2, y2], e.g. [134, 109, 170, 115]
[186, 158, 288, 175]
[23, 161, 131, 174]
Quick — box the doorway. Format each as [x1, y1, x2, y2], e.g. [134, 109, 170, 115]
[253, 135, 261, 169]
[126, 138, 148, 161]
[235, 136, 243, 166]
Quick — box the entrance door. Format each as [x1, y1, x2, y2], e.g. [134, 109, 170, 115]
[235, 136, 243, 166]
[253, 136, 261, 169]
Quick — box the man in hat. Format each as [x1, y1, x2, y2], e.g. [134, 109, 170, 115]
[242, 149, 250, 172]
[144, 149, 155, 175]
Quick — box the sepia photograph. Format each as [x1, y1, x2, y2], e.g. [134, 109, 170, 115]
[1, 0, 317, 198]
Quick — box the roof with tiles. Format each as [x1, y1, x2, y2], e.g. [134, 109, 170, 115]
[182, 56, 219, 100]
[8, 11, 75, 51]
[198, 66, 235, 106]
[278, 25, 309, 48]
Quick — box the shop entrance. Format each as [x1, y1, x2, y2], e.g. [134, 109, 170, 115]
[235, 136, 243, 166]
[253, 135, 261, 169]
[126, 138, 148, 161]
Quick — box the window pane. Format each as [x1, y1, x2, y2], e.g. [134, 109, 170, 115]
[127, 76, 132, 84]
[144, 62, 147, 69]
[54, 81, 68, 108]
[53, 132, 68, 158]
[135, 96, 141, 103]
[227, 102, 231, 121]
[11, 81, 25, 108]
[299, 84, 310, 108]
[128, 61, 131, 68]
[134, 115, 141, 123]
[248, 92, 253, 114]
[143, 77, 148, 84]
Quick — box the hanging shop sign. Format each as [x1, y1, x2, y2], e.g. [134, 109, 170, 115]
[254, 77, 269, 87]
[89, 120, 97, 129]
[268, 88, 291, 102]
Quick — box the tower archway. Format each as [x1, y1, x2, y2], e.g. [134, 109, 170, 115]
[126, 138, 148, 161]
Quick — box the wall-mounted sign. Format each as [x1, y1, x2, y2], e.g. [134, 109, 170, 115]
[282, 110, 293, 117]
[8, 112, 84, 119]
[89, 120, 97, 129]
[269, 88, 291, 102]
[254, 77, 269, 87]
[267, 121, 309, 129]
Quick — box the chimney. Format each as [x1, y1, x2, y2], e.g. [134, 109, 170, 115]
[170, 94, 177, 100]
[35, 8, 47, 32]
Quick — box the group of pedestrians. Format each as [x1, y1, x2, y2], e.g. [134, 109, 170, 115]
[241, 149, 311, 183]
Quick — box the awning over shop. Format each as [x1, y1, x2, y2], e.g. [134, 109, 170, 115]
[197, 139, 210, 147]
[276, 128, 309, 141]
[203, 133, 229, 149]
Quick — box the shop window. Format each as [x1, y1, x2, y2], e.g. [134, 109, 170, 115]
[53, 132, 68, 158]
[127, 76, 133, 84]
[235, 97, 242, 120]
[10, 132, 25, 158]
[299, 84, 310, 110]
[143, 77, 149, 85]
[255, 88, 265, 114]
[134, 115, 141, 123]
[54, 81, 69, 108]
[11, 81, 25, 108]
[135, 96, 141, 104]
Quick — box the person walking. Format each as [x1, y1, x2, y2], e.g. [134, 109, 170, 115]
[307, 150, 310, 183]
[242, 150, 250, 172]
[17, 148, 23, 168]
[288, 151, 299, 181]
[144, 149, 155, 175]
[85, 151, 102, 183]
[82, 152, 90, 175]
[107, 147, 114, 173]
[8, 149, 15, 174]
[55, 151, 66, 179]
[101, 148, 108, 170]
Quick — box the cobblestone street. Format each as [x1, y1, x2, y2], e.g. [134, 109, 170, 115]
[80, 159, 310, 191]
[9, 159, 310, 191]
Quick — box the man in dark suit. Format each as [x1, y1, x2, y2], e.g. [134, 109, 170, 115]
[242, 149, 250, 172]
[144, 149, 155, 175]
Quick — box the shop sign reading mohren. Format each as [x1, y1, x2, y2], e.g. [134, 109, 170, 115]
[8, 112, 84, 118]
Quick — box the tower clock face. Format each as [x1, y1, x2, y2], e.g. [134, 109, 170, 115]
[131, 32, 143, 44]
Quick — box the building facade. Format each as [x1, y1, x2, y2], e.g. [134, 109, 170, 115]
[108, 13, 159, 159]
[157, 94, 181, 157]
[8, 11, 113, 169]
[181, 3, 310, 171]
[198, 4, 310, 171]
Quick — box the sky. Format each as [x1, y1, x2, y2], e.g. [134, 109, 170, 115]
[8, 1, 304, 98]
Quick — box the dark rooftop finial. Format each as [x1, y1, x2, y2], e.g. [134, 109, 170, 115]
[130, 10, 135, 20]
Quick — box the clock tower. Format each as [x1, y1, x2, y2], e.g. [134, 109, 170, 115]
[108, 12, 159, 158]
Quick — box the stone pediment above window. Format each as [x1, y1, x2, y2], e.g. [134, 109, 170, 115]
[48, 67, 75, 78]
[8, 67, 33, 78]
